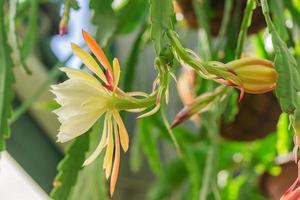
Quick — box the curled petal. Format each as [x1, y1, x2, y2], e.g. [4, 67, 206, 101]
[110, 121, 120, 197]
[137, 103, 161, 119]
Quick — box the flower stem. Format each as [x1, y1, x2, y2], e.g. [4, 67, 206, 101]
[200, 116, 220, 200]
[234, 0, 256, 59]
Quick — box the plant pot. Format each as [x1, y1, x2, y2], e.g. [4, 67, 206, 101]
[174, 0, 265, 35]
[260, 155, 298, 200]
[220, 92, 281, 141]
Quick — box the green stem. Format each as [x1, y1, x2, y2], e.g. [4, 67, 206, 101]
[10, 54, 74, 124]
[215, 0, 233, 56]
[234, 0, 256, 59]
[200, 116, 220, 199]
[161, 105, 182, 156]
[62, 0, 71, 21]
[167, 30, 241, 85]
[114, 93, 157, 111]
[192, 0, 212, 60]
[9, 0, 32, 74]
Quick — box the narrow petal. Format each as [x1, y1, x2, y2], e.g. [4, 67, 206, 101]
[110, 121, 120, 197]
[137, 104, 160, 119]
[103, 115, 114, 179]
[71, 43, 107, 83]
[126, 91, 149, 97]
[82, 30, 113, 75]
[112, 58, 120, 91]
[83, 116, 108, 166]
[60, 67, 101, 86]
[113, 112, 129, 152]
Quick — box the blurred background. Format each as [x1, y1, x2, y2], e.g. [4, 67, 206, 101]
[1, 0, 300, 199]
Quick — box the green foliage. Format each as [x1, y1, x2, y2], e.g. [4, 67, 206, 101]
[89, 0, 118, 46]
[276, 113, 292, 155]
[235, 0, 256, 59]
[115, 0, 148, 34]
[21, 0, 38, 59]
[50, 133, 89, 200]
[138, 118, 162, 175]
[0, 0, 14, 151]
[69, 121, 109, 200]
[149, 0, 174, 55]
[9, 0, 31, 74]
[262, 0, 300, 114]
[269, 0, 289, 42]
[89, 0, 148, 46]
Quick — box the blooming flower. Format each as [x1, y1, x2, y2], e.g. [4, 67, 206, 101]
[51, 31, 154, 196]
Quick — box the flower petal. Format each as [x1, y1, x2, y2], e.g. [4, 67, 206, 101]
[103, 114, 114, 179]
[60, 67, 101, 86]
[82, 30, 113, 75]
[57, 110, 104, 142]
[51, 79, 108, 106]
[71, 43, 107, 83]
[83, 114, 109, 166]
[112, 58, 120, 91]
[113, 112, 129, 152]
[110, 120, 120, 197]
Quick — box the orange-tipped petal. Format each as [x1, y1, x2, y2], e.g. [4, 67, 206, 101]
[71, 43, 107, 84]
[82, 30, 113, 76]
[113, 112, 129, 152]
[110, 121, 121, 197]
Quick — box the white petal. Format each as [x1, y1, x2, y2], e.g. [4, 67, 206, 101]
[58, 110, 104, 142]
[83, 114, 109, 166]
[51, 79, 109, 106]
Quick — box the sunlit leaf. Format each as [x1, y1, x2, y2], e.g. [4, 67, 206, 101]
[276, 113, 292, 155]
[262, 0, 300, 114]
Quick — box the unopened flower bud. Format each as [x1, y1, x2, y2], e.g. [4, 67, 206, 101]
[59, 16, 68, 36]
[171, 86, 226, 128]
[226, 57, 278, 94]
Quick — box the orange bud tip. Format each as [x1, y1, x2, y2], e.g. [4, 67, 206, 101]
[238, 88, 245, 102]
[59, 26, 67, 36]
[171, 109, 190, 128]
